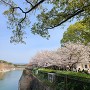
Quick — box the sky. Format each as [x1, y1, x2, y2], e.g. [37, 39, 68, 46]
[0, 1, 76, 64]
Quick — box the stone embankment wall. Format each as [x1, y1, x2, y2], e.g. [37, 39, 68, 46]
[0, 63, 15, 72]
[19, 68, 90, 90]
[19, 69, 55, 90]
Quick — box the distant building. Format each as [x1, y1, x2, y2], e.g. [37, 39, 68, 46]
[76, 62, 90, 73]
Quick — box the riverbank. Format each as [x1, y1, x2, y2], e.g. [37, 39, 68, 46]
[0, 60, 15, 73]
[0, 60, 26, 73]
[0, 68, 15, 72]
[0, 68, 25, 73]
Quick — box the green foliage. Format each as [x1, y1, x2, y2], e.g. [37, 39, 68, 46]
[32, 0, 90, 40]
[61, 21, 90, 45]
[38, 68, 90, 80]
[56, 81, 90, 90]
[1, 0, 90, 43]
[38, 68, 56, 73]
[35, 69, 56, 88]
[37, 68, 90, 90]
[0, 60, 13, 65]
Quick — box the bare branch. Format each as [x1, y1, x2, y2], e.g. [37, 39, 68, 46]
[25, 0, 33, 7]
[18, 13, 27, 30]
[1, 0, 46, 14]
[25, 0, 46, 13]
[13, 7, 25, 13]
[1, 0, 13, 7]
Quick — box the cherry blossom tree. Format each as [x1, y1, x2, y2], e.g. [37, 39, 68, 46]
[29, 42, 90, 71]
[56, 42, 90, 70]
[29, 50, 62, 67]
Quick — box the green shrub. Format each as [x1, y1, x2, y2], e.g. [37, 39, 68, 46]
[34, 68, 90, 90]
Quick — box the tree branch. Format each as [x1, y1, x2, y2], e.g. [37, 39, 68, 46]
[18, 13, 27, 30]
[1, 0, 13, 7]
[45, 4, 90, 30]
[25, 0, 46, 13]
[1, 0, 46, 15]
[25, 0, 33, 7]
[1, 0, 46, 33]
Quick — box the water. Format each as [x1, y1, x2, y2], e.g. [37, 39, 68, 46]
[0, 70, 23, 90]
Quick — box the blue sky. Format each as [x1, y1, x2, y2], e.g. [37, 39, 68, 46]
[0, 2, 76, 64]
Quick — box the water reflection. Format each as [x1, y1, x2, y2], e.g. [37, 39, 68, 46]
[0, 72, 5, 80]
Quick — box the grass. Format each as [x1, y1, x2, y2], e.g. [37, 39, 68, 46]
[34, 68, 90, 89]
[38, 68, 90, 80]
